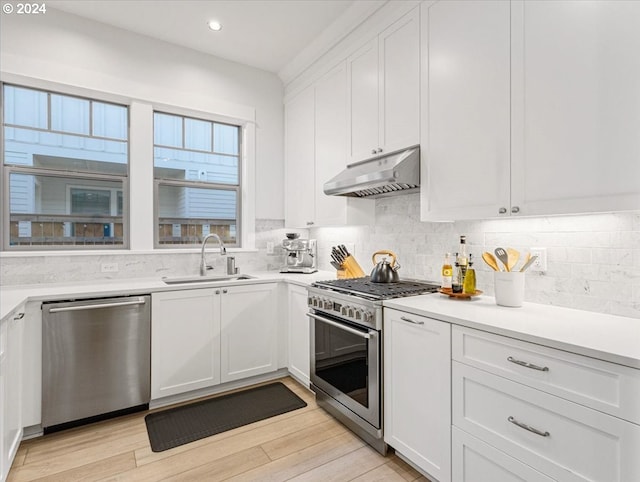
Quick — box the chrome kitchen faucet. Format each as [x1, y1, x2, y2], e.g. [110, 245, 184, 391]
[200, 233, 227, 275]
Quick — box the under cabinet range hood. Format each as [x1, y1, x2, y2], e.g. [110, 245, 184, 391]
[323, 146, 420, 198]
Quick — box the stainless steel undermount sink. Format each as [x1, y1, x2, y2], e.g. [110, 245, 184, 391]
[161, 274, 256, 285]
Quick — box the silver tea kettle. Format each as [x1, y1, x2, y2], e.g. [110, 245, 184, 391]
[370, 250, 401, 283]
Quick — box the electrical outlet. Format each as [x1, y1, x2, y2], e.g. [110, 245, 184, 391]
[101, 262, 119, 273]
[529, 247, 547, 272]
[266, 241, 275, 255]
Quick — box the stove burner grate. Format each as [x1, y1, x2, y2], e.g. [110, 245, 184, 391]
[312, 277, 440, 300]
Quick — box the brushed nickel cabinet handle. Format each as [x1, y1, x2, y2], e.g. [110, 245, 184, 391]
[508, 416, 550, 437]
[507, 356, 549, 372]
[400, 316, 424, 326]
[498, 207, 507, 214]
[511, 206, 520, 214]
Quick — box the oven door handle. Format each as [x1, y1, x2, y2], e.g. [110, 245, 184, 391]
[307, 312, 372, 339]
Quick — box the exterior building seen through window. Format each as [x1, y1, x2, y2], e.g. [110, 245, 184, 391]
[2, 84, 129, 249]
[154, 112, 241, 247]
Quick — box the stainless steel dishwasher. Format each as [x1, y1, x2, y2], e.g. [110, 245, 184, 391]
[42, 295, 151, 431]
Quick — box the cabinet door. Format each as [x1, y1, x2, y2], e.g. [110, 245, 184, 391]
[347, 39, 379, 163]
[379, 7, 420, 155]
[3, 310, 24, 478]
[421, 0, 511, 221]
[511, 0, 640, 215]
[314, 61, 350, 226]
[151, 289, 220, 399]
[287, 284, 310, 386]
[383, 308, 451, 482]
[284, 86, 316, 228]
[22, 302, 42, 427]
[220, 283, 278, 383]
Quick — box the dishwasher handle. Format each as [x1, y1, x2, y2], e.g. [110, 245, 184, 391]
[47, 297, 147, 313]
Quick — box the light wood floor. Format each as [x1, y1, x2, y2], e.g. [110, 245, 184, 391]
[9, 377, 431, 481]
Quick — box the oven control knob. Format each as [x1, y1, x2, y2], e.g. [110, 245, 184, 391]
[323, 299, 333, 310]
[341, 306, 348, 316]
[354, 308, 363, 321]
[347, 307, 355, 318]
[312, 297, 320, 308]
[362, 310, 373, 323]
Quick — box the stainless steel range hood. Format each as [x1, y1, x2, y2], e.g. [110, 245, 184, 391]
[323, 146, 420, 198]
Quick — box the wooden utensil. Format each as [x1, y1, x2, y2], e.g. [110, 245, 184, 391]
[519, 255, 538, 272]
[482, 252, 501, 271]
[519, 252, 531, 271]
[494, 248, 510, 271]
[506, 248, 520, 272]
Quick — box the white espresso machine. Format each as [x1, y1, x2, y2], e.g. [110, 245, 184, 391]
[280, 233, 317, 273]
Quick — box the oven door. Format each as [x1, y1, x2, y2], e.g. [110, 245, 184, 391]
[309, 310, 380, 428]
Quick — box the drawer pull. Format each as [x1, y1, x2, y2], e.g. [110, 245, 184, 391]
[508, 416, 550, 437]
[400, 316, 424, 326]
[507, 356, 549, 372]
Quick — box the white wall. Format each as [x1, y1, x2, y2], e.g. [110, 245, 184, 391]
[0, 7, 284, 220]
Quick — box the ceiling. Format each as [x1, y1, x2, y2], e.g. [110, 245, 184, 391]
[46, 0, 365, 78]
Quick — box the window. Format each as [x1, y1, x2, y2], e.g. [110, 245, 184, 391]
[153, 112, 241, 247]
[2, 84, 129, 249]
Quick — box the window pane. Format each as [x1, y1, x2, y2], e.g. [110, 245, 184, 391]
[184, 118, 212, 151]
[154, 113, 182, 148]
[50, 94, 90, 135]
[8, 172, 124, 246]
[214, 123, 239, 155]
[154, 147, 238, 184]
[3, 85, 48, 129]
[157, 184, 237, 245]
[92, 102, 127, 140]
[4, 126, 128, 174]
[71, 188, 111, 215]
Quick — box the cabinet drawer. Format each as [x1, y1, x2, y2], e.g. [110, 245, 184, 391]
[452, 325, 640, 423]
[453, 362, 640, 482]
[452, 427, 555, 482]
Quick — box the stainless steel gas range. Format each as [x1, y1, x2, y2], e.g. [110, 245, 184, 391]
[307, 277, 440, 454]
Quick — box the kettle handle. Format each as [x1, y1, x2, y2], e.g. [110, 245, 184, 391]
[372, 250, 397, 267]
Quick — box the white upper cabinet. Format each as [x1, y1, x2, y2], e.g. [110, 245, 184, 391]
[284, 62, 374, 228]
[422, 0, 640, 221]
[284, 86, 316, 228]
[421, 0, 511, 221]
[511, 0, 640, 215]
[347, 7, 420, 163]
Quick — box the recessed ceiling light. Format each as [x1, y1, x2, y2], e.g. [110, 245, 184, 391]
[208, 20, 222, 32]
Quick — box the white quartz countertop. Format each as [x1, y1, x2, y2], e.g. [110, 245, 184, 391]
[384, 294, 640, 369]
[0, 270, 335, 321]
[3, 274, 638, 370]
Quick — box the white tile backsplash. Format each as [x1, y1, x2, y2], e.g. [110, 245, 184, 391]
[1, 199, 638, 319]
[309, 194, 639, 319]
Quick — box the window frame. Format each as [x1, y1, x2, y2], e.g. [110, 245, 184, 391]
[1, 82, 131, 251]
[152, 110, 243, 249]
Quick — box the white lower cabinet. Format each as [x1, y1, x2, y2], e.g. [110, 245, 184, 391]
[383, 308, 451, 482]
[452, 326, 640, 482]
[452, 427, 554, 482]
[151, 289, 221, 399]
[152, 283, 280, 399]
[1, 306, 25, 481]
[220, 283, 278, 383]
[287, 284, 310, 386]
